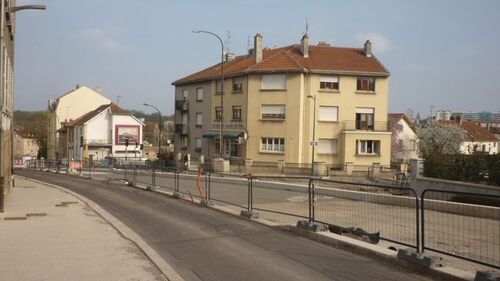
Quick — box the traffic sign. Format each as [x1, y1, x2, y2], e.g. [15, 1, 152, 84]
[310, 141, 318, 146]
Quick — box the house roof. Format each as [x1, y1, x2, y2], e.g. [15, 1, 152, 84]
[438, 120, 499, 142]
[388, 113, 417, 133]
[62, 103, 131, 128]
[172, 43, 389, 85]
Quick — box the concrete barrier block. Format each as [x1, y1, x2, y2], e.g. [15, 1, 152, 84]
[397, 248, 443, 268]
[475, 270, 500, 281]
[240, 210, 259, 219]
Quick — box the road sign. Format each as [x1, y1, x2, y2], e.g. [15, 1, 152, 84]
[310, 141, 318, 146]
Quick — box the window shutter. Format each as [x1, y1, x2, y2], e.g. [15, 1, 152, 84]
[320, 76, 339, 83]
[318, 106, 338, 121]
[261, 74, 286, 90]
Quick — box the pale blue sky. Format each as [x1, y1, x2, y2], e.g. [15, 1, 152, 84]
[13, 0, 500, 117]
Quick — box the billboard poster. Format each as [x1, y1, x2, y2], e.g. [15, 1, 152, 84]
[115, 125, 140, 145]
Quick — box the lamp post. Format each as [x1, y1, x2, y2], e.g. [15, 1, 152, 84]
[0, 2, 46, 213]
[143, 103, 161, 157]
[193, 29, 225, 158]
[307, 95, 316, 176]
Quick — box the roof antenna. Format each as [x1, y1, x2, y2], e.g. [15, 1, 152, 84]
[225, 30, 231, 53]
[247, 34, 251, 53]
[116, 95, 123, 105]
[305, 18, 309, 36]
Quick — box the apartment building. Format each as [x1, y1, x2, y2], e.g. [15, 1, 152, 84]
[172, 34, 391, 168]
[47, 85, 111, 160]
[13, 130, 40, 158]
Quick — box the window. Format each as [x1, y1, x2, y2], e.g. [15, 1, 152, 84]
[232, 106, 242, 120]
[232, 77, 243, 92]
[195, 138, 202, 149]
[356, 108, 374, 130]
[261, 105, 285, 120]
[215, 106, 222, 120]
[318, 106, 338, 122]
[215, 80, 223, 93]
[182, 89, 189, 99]
[181, 137, 188, 150]
[196, 88, 203, 101]
[320, 76, 339, 91]
[356, 77, 375, 92]
[261, 138, 285, 152]
[357, 140, 380, 155]
[261, 74, 286, 90]
[318, 139, 338, 154]
[195, 113, 203, 127]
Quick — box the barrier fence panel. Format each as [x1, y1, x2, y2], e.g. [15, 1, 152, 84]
[421, 190, 500, 269]
[208, 173, 248, 209]
[312, 179, 419, 249]
[251, 176, 311, 223]
[177, 171, 205, 199]
[154, 170, 178, 192]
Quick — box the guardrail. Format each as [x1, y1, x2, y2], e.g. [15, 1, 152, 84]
[22, 162, 500, 269]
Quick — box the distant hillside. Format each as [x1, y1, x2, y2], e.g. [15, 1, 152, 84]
[127, 110, 173, 123]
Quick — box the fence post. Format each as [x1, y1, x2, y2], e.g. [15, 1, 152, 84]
[308, 178, 313, 223]
[240, 176, 258, 218]
[133, 165, 137, 186]
[420, 193, 425, 253]
[296, 178, 328, 232]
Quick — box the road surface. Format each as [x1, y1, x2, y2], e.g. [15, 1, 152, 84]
[17, 169, 430, 281]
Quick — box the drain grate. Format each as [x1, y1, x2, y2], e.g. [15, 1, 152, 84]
[55, 201, 79, 207]
[26, 213, 47, 217]
[4, 216, 27, 220]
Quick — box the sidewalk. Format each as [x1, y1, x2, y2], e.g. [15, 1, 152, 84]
[0, 177, 167, 281]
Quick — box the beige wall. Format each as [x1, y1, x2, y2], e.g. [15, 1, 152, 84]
[174, 71, 391, 167]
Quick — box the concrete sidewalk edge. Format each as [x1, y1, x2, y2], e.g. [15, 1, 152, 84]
[17, 176, 185, 281]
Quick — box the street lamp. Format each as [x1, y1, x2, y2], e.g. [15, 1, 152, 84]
[307, 95, 316, 176]
[193, 29, 225, 158]
[143, 103, 162, 157]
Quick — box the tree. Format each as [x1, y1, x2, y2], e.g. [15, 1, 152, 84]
[417, 122, 465, 159]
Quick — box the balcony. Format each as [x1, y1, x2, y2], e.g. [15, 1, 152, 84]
[210, 122, 244, 130]
[342, 120, 389, 132]
[175, 124, 188, 135]
[86, 139, 112, 146]
[175, 100, 189, 112]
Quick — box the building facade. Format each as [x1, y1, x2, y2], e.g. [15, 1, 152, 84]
[388, 113, 418, 163]
[172, 34, 392, 168]
[13, 130, 39, 158]
[58, 103, 144, 161]
[47, 85, 111, 160]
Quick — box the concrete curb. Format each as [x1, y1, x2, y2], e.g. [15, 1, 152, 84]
[18, 176, 184, 281]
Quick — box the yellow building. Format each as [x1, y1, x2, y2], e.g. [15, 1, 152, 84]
[172, 34, 391, 169]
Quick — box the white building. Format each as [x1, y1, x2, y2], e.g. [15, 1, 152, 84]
[59, 103, 144, 161]
[388, 113, 419, 163]
[48, 85, 111, 160]
[438, 120, 498, 155]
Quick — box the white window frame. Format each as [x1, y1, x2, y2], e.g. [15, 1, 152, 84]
[318, 139, 338, 155]
[233, 77, 243, 92]
[215, 80, 223, 93]
[318, 106, 338, 122]
[261, 105, 285, 120]
[319, 76, 339, 91]
[260, 137, 285, 153]
[195, 112, 203, 127]
[261, 74, 286, 90]
[195, 138, 202, 149]
[182, 89, 188, 99]
[196, 87, 203, 101]
[357, 140, 380, 155]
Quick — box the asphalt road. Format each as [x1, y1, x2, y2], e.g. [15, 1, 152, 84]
[17, 170, 431, 281]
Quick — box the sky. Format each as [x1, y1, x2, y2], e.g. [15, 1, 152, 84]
[13, 0, 500, 117]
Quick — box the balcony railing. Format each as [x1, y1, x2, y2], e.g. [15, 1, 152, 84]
[175, 100, 189, 112]
[342, 120, 389, 132]
[86, 139, 112, 146]
[210, 122, 244, 130]
[175, 124, 188, 135]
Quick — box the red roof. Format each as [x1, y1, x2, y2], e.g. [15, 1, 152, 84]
[438, 120, 499, 142]
[173, 43, 389, 85]
[62, 103, 130, 128]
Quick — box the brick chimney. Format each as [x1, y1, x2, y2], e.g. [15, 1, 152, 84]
[254, 33, 263, 63]
[364, 40, 372, 58]
[301, 34, 309, 58]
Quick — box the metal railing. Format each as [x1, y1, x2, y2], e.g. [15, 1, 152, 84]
[21, 162, 500, 269]
[342, 120, 389, 131]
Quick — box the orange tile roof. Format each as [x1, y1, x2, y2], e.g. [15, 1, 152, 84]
[173, 43, 389, 85]
[62, 103, 131, 127]
[438, 120, 498, 142]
